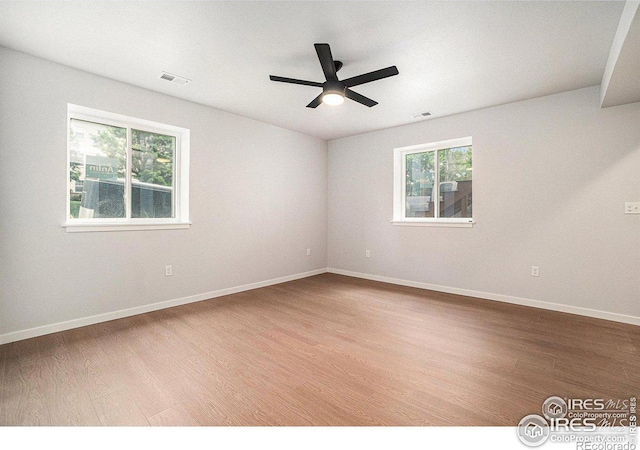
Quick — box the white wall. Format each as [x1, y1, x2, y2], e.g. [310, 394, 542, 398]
[0, 47, 328, 340]
[328, 86, 640, 320]
[1, 46, 638, 342]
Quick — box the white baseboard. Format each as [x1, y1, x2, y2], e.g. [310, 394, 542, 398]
[327, 268, 640, 327]
[3, 266, 637, 345]
[0, 268, 328, 345]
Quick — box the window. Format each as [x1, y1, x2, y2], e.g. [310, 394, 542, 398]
[66, 104, 190, 232]
[393, 137, 473, 227]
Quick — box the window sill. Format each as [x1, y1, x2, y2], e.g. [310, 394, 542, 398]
[63, 221, 191, 233]
[391, 220, 474, 228]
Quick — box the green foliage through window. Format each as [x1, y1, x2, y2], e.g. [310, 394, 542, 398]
[131, 129, 174, 187]
[439, 146, 472, 182]
[402, 144, 472, 219]
[68, 117, 176, 220]
[405, 152, 434, 197]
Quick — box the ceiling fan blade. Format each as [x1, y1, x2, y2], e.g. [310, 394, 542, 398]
[306, 94, 323, 108]
[269, 75, 323, 87]
[314, 43, 337, 81]
[342, 66, 399, 88]
[345, 89, 378, 107]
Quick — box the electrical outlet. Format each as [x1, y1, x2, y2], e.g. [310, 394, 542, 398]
[531, 266, 539, 277]
[366, 250, 370, 258]
[306, 248, 311, 256]
[624, 202, 640, 214]
[165, 265, 173, 277]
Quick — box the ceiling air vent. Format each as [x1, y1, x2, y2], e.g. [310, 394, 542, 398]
[159, 72, 191, 86]
[412, 111, 432, 119]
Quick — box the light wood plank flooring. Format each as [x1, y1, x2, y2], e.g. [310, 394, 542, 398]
[1, 273, 638, 426]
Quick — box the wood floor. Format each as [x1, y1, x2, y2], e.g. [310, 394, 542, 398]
[0, 273, 638, 426]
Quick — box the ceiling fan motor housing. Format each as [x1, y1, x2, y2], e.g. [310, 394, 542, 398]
[323, 80, 345, 97]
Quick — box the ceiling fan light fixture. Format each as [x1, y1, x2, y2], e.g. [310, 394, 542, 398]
[322, 91, 345, 106]
[269, 43, 398, 109]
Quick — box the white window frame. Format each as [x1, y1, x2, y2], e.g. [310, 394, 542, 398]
[393, 136, 473, 228]
[65, 104, 191, 232]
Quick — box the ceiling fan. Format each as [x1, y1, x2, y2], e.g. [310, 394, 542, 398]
[269, 43, 399, 108]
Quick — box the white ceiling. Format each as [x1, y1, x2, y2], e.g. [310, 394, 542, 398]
[0, 1, 625, 140]
[601, 1, 640, 108]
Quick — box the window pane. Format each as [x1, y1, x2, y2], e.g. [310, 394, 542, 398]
[69, 119, 126, 219]
[438, 146, 472, 218]
[405, 151, 435, 218]
[131, 129, 175, 218]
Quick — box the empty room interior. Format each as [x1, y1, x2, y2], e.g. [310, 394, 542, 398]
[0, 0, 639, 437]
